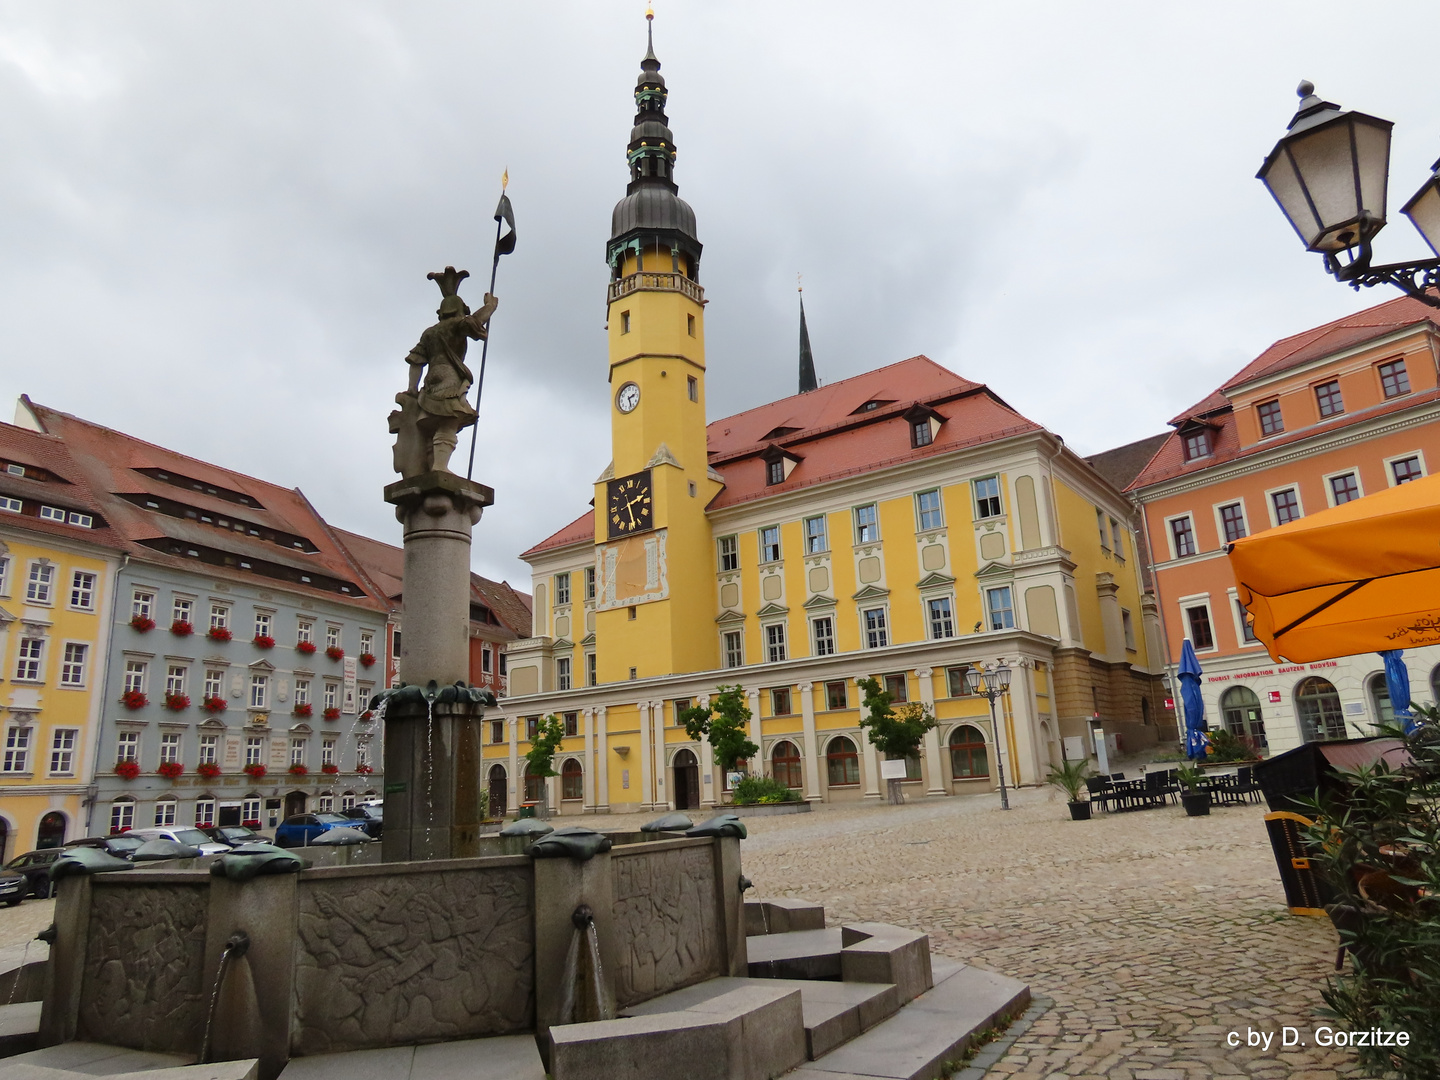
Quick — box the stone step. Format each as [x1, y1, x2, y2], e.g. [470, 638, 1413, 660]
[622, 976, 899, 1061]
[0, 1002, 42, 1059]
[745, 928, 843, 980]
[786, 962, 1031, 1080]
[0, 1062, 254, 1080]
[0, 1043, 193, 1077]
[276, 1036, 544, 1080]
[744, 899, 826, 937]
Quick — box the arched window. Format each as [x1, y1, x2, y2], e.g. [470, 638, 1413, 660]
[1295, 676, 1346, 742]
[525, 765, 546, 804]
[109, 798, 136, 835]
[826, 736, 859, 787]
[194, 798, 216, 827]
[949, 726, 989, 779]
[1367, 673, 1394, 726]
[341, 791, 357, 811]
[771, 741, 802, 789]
[36, 811, 66, 849]
[488, 764, 508, 818]
[317, 792, 334, 813]
[1220, 686, 1267, 749]
[562, 759, 584, 801]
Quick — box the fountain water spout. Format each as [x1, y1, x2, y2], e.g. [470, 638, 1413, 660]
[199, 932, 251, 1063]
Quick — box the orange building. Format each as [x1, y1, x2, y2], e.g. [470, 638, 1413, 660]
[1129, 295, 1440, 754]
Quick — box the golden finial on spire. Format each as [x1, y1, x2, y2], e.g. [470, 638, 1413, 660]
[797, 272, 803, 293]
[646, 5, 654, 20]
[501, 167, 509, 191]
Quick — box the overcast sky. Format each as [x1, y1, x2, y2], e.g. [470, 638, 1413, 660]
[3, 2, 1439, 589]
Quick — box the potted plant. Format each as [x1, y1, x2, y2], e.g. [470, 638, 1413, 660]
[1047, 758, 1093, 820]
[157, 761, 184, 780]
[253, 634, 275, 649]
[325, 645, 345, 661]
[197, 762, 222, 780]
[130, 615, 156, 632]
[292, 703, 313, 718]
[170, 619, 194, 636]
[242, 762, 267, 780]
[202, 695, 227, 714]
[207, 626, 232, 643]
[113, 760, 141, 781]
[356, 764, 373, 775]
[1176, 765, 1211, 816]
[322, 707, 340, 721]
[321, 763, 339, 775]
[359, 652, 376, 668]
[163, 692, 190, 712]
[120, 689, 148, 710]
[288, 763, 308, 777]
[296, 640, 317, 655]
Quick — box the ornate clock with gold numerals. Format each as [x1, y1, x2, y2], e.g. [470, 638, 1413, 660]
[606, 469, 654, 539]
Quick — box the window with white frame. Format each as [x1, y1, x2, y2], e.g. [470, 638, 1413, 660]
[973, 477, 1002, 518]
[249, 674, 268, 709]
[290, 738, 306, 765]
[70, 570, 96, 611]
[1185, 603, 1215, 650]
[198, 734, 218, 764]
[318, 793, 334, 813]
[3, 727, 32, 773]
[1096, 508, 1108, 548]
[555, 572, 571, 606]
[39, 505, 65, 523]
[124, 660, 147, 694]
[241, 797, 261, 824]
[586, 652, 597, 686]
[481, 647, 492, 673]
[15, 638, 43, 681]
[584, 566, 596, 601]
[254, 611, 272, 639]
[26, 561, 55, 604]
[244, 736, 263, 765]
[812, 616, 835, 656]
[1271, 488, 1301, 525]
[49, 729, 77, 775]
[159, 732, 181, 764]
[297, 619, 314, 644]
[556, 656, 572, 691]
[356, 740, 370, 769]
[60, 642, 88, 687]
[759, 526, 781, 563]
[916, 489, 943, 530]
[321, 739, 336, 766]
[0, 498, 18, 514]
[1218, 503, 1247, 543]
[341, 793, 356, 810]
[204, 670, 223, 699]
[359, 630, 374, 656]
[803, 515, 828, 554]
[195, 799, 216, 826]
[323, 682, 338, 710]
[0, 556, 9, 596]
[717, 536, 739, 572]
[166, 665, 187, 697]
[110, 800, 135, 833]
[154, 799, 177, 826]
[326, 626, 341, 650]
[132, 590, 154, 621]
[1392, 455, 1424, 485]
[854, 504, 879, 543]
[293, 678, 310, 706]
[1169, 516, 1197, 557]
[722, 630, 744, 669]
[863, 607, 889, 648]
[927, 596, 955, 639]
[209, 603, 229, 631]
[985, 587, 1015, 630]
[1110, 519, 1124, 556]
[173, 597, 193, 625]
[765, 623, 787, 663]
[116, 731, 139, 763]
[68, 512, 93, 528]
[1122, 609, 1136, 650]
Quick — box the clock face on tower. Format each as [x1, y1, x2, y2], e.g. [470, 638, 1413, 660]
[606, 469, 654, 538]
[616, 382, 641, 414]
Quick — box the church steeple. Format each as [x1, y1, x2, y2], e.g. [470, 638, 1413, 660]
[798, 285, 818, 393]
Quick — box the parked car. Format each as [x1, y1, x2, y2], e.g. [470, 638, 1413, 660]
[3, 849, 64, 898]
[0, 867, 27, 906]
[340, 804, 383, 838]
[66, 835, 147, 860]
[198, 825, 267, 848]
[124, 827, 229, 857]
[273, 813, 359, 847]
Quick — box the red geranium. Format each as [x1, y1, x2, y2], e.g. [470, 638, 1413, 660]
[321, 763, 339, 775]
[242, 762, 267, 779]
[114, 760, 141, 780]
[120, 689, 148, 710]
[130, 615, 156, 632]
[171, 620, 194, 636]
[197, 762, 222, 779]
[202, 695, 227, 714]
[323, 707, 341, 721]
[164, 693, 190, 712]
[292, 703, 313, 718]
[207, 626, 232, 642]
[157, 761, 184, 779]
[253, 635, 275, 649]
[325, 646, 344, 661]
[359, 652, 376, 668]
[355, 764, 374, 775]
[288, 763, 308, 776]
[241, 819, 261, 828]
[296, 641, 317, 655]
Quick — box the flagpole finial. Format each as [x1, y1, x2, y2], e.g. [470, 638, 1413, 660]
[501, 168, 509, 191]
[646, 5, 654, 20]
[797, 272, 803, 294]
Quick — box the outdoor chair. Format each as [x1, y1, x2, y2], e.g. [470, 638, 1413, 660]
[1233, 766, 1263, 805]
[1110, 772, 1125, 780]
[1084, 775, 1115, 812]
[1141, 770, 1168, 809]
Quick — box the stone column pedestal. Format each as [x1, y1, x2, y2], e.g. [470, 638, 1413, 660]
[382, 691, 489, 862]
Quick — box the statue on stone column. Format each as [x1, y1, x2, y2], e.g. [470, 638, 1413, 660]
[390, 266, 499, 478]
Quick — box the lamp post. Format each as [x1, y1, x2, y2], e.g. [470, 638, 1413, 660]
[1258, 81, 1440, 307]
[965, 662, 1012, 811]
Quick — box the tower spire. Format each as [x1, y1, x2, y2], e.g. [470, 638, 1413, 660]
[798, 277, 817, 393]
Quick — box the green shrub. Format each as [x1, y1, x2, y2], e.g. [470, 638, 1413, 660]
[1205, 728, 1260, 762]
[731, 775, 802, 805]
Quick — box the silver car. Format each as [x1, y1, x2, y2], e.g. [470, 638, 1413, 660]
[124, 826, 230, 857]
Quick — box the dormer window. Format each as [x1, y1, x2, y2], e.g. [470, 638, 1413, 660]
[850, 398, 896, 416]
[761, 444, 803, 487]
[912, 420, 932, 447]
[1182, 429, 1212, 461]
[766, 460, 784, 485]
[903, 404, 943, 448]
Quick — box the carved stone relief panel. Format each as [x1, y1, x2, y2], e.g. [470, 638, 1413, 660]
[78, 884, 209, 1053]
[610, 845, 719, 1007]
[292, 866, 534, 1055]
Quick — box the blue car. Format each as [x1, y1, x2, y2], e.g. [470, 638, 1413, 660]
[273, 812, 356, 847]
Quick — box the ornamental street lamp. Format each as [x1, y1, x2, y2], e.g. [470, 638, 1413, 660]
[1259, 81, 1440, 307]
[964, 661, 1012, 811]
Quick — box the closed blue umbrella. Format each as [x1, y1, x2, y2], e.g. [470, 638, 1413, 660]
[1178, 639, 1209, 759]
[1378, 649, 1417, 734]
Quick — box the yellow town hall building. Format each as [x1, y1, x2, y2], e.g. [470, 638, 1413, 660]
[489, 26, 1168, 815]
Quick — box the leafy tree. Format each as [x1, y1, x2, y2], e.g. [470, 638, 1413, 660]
[857, 677, 936, 803]
[524, 714, 566, 816]
[681, 685, 758, 777]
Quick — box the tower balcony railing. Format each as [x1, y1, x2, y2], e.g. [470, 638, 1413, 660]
[608, 271, 705, 305]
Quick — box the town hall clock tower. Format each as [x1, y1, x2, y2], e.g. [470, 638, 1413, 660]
[594, 13, 720, 680]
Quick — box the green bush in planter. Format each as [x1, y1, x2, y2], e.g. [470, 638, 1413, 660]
[732, 775, 802, 805]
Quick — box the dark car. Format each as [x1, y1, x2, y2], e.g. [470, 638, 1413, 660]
[273, 813, 356, 847]
[340, 804, 383, 839]
[199, 825, 266, 848]
[66, 835, 147, 861]
[0, 867, 26, 906]
[4, 849, 64, 898]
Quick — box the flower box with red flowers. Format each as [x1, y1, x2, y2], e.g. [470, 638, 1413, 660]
[321, 763, 339, 775]
[359, 653, 377, 668]
[296, 641, 317, 655]
[113, 760, 141, 781]
[202, 695, 227, 714]
[292, 703, 313, 718]
[242, 762, 267, 779]
[130, 615, 156, 633]
[242, 819, 261, 829]
[325, 646, 344, 661]
[288, 764, 309, 777]
[171, 620, 194, 637]
[197, 762, 222, 779]
[164, 693, 191, 712]
[207, 626, 233, 643]
[253, 635, 275, 649]
[157, 761, 184, 780]
[355, 764, 374, 775]
[120, 689, 148, 710]
[323, 707, 341, 722]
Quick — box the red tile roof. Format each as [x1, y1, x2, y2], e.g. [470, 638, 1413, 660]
[522, 510, 595, 558]
[0, 423, 123, 551]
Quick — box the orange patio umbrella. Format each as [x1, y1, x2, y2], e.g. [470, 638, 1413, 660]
[1228, 471, 1440, 663]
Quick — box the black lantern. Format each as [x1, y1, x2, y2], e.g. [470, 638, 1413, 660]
[1402, 158, 1440, 257]
[1257, 81, 1393, 256]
